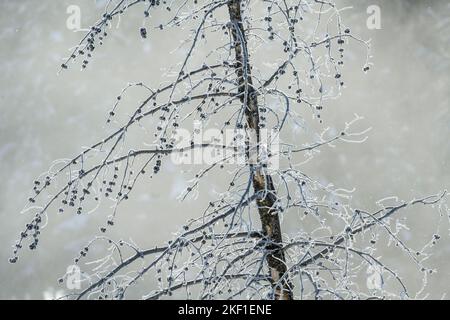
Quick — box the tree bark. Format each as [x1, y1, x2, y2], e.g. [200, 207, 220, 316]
[227, 0, 293, 300]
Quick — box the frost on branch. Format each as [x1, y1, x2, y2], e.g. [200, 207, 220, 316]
[11, 0, 449, 300]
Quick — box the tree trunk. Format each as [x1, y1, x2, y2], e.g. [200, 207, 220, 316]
[227, 0, 293, 300]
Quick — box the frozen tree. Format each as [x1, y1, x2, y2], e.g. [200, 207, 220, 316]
[11, 0, 448, 300]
